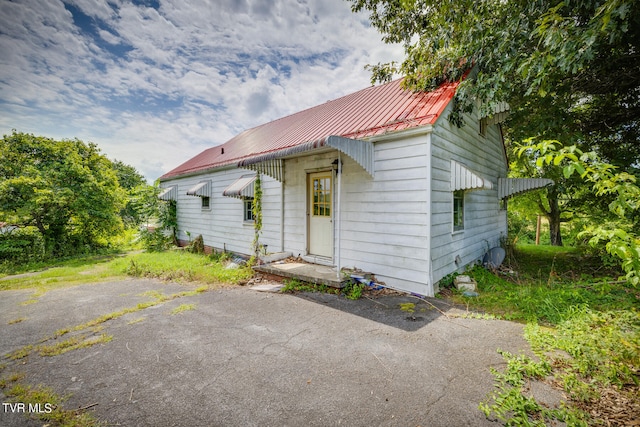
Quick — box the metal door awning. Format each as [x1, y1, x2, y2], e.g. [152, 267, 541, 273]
[238, 135, 374, 181]
[222, 174, 256, 199]
[498, 178, 553, 199]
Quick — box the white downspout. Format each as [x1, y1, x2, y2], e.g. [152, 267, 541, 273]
[335, 152, 342, 278]
[280, 177, 285, 253]
[426, 133, 434, 296]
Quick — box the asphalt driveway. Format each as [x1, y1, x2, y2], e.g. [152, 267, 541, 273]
[0, 278, 530, 426]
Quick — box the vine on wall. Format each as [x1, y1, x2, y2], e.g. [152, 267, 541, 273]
[250, 173, 263, 262]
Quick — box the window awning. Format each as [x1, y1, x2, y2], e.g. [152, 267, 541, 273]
[238, 135, 374, 181]
[481, 101, 510, 126]
[451, 160, 493, 191]
[186, 180, 211, 197]
[222, 174, 256, 199]
[498, 178, 553, 199]
[158, 186, 177, 201]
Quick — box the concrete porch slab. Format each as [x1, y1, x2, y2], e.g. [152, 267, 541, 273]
[254, 262, 346, 288]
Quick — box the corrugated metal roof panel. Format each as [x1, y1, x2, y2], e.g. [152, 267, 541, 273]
[161, 78, 459, 180]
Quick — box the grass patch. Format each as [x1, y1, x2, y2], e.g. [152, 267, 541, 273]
[0, 256, 128, 292]
[455, 245, 640, 426]
[481, 309, 639, 426]
[4, 382, 103, 426]
[6, 345, 33, 361]
[8, 317, 27, 325]
[127, 317, 145, 325]
[281, 279, 340, 295]
[5, 288, 205, 362]
[52, 288, 205, 339]
[0, 250, 246, 295]
[123, 251, 252, 285]
[508, 244, 621, 283]
[170, 303, 196, 315]
[38, 334, 113, 357]
[460, 243, 638, 335]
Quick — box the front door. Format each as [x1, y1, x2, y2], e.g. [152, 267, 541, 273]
[308, 172, 333, 258]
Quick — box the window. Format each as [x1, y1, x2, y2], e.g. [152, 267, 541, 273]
[479, 119, 487, 137]
[244, 198, 254, 222]
[453, 190, 464, 231]
[201, 196, 210, 209]
[312, 176, 331, 217]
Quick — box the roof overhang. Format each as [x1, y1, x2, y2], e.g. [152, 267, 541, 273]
[238, 135, 374, 181]
[451, 160, 493, 191]
[222, 174, 256, 199]
[186, 180, 211, 197]
[498, 178, 554, 199]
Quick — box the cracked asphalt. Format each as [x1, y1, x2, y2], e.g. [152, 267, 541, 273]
[0, 279, 530, 426]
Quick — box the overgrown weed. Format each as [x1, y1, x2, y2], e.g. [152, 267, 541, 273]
[124, 251, 252, 285]
[280, 278, 366, 299]
[281, 279, 338, 294]
[467, 245, 640, 426]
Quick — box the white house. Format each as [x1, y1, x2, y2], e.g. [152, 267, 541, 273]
[158, 78, 549, 297]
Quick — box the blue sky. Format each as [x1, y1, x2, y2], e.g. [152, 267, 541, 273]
[0, 0, 402, 182]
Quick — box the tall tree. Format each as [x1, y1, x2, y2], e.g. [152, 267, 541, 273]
[111, 159, 157, 228]
[350, 0, 640, 244]
[0, 131, 125, 256]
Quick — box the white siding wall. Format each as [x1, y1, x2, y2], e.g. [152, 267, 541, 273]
[161, 167, 282, 255]
[280, 136, 433, 296]
[430, 104, 508, 285]
[161, 104, 506, 297]
[341, 135, 432, 296]
[281, 151, 332, 257]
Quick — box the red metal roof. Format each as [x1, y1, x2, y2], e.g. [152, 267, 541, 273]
[160, 78, 458, 179]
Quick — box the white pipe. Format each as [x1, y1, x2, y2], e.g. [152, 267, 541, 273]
[280, 174, 285, 252]
[335, 152, 342, 278]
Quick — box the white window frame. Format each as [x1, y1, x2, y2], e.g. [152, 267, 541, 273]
[201, 196, 211, 210]
[243, 198, 254, 222]
[453, 190, 464, 232]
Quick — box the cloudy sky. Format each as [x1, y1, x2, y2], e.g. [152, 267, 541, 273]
[0, 0, 402, 182]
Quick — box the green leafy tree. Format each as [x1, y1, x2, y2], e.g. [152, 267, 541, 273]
[508, 140, 603, 246]
[518, 140, 640, 285]
[112, 160, 158, 228]
[0, 131, 125, 256]
[351, 0, 640, 244]
[350, 0, 639, 126]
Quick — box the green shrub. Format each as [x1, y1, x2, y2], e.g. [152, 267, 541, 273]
[0, 227, 45, 263]
[342, 279, 365, 300]
[137, 227, 172, 252]
[188, 234, 205, 254]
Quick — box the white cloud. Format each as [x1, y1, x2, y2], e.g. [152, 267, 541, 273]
[0, 0, 403, 181]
